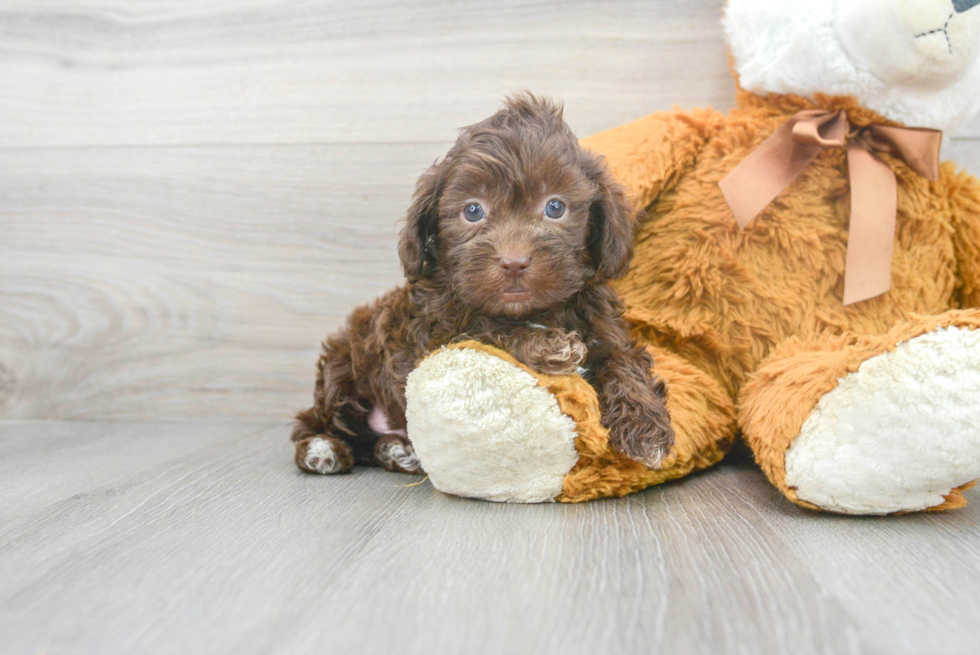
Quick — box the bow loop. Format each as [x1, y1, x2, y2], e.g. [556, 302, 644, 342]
[718, 109, 942, 305]
[860, 124, 941, 181]
[790, 109, 848, 148]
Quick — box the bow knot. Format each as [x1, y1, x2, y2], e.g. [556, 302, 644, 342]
[719, 109, 942, 305]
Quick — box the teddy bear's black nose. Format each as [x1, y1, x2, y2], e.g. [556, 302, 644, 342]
[954, 0, 979, 13]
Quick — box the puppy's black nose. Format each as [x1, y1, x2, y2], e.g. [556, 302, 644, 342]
[954, 0, 979, 13]
[499, 256, 530, 276]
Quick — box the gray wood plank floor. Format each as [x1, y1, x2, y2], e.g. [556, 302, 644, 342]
[2, 421, 979, 655]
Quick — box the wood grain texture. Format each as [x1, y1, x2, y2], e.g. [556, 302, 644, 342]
[4, 0, 976, 148]
[1, 421, 979, 655]
[0, 0, 737, 148]
[0, 143, 440, 419]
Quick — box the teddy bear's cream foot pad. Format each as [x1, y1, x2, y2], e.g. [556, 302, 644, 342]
[785, 326, 980, 515]
[405, 346, 581, 503]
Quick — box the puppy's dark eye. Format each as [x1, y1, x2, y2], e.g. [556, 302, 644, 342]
[544, 199, 566, 219]
[463, 203, 485, 222]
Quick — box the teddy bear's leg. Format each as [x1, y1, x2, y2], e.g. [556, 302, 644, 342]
[406, 341, 736, 503]
[738, 310, 980, 515]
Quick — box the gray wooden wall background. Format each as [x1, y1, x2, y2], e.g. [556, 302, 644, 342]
[2, 0, 979, 421]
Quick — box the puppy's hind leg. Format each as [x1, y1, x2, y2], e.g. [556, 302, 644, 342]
[291, 334, 370, 475]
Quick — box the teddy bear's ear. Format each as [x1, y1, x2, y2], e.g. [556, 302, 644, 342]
[586, 155, 637, 280]
[398, 159, 447, 282]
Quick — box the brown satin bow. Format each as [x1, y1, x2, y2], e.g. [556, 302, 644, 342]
[718, 109, 942, 305]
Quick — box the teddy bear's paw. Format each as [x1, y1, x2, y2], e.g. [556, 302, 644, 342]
[296, 436, 354, 475]
[785, 326, 980, 514]
[405, 345, 581, 502]
[374, 435, 422, 474]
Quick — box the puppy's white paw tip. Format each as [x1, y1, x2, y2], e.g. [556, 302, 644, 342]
[639, 451, 666, 470]
[305, 437, 342, 475]
[378, 440, 421, 473]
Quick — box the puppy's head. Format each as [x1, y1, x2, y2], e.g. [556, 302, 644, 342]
[398, 93, 636, 317]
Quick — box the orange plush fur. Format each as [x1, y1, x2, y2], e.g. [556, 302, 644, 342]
[568, 81, 980, 508]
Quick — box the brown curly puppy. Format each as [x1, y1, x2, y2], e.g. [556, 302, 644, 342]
[292, 93, 673, 476]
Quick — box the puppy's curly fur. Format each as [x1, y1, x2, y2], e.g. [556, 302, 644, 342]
[292, 93, 673, 475]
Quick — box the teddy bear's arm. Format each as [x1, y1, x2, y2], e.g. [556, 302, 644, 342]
[581, 108, 722, 211]
[945, 164, 980, 308]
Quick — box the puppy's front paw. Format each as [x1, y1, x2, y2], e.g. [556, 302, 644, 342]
[606, 401, 675, 469]
[296, 436, 354, 475]
[524, 328, 588, 376]
[375, 435, 423, 474]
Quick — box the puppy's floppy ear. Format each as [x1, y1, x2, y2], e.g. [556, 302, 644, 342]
[399, 159, 446, 282]
[587, 155, 637, 280]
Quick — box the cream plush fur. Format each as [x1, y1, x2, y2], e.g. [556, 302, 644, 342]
[725, 0, 980, 132]
[406, 346, 580, 503]
[785, 326, 980, 514]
